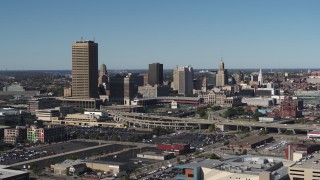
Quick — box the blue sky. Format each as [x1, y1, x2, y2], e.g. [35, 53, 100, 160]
[0, 0, 319, 70]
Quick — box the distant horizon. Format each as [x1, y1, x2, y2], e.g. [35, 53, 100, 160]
[1, 1, 319, 70]
[0, 68, 319, 72]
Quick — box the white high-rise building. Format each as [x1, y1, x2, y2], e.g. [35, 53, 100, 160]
[258, 69, 264, 85]
[173, 66, 194, 95]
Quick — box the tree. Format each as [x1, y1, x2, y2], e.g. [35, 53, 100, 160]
[252, 111, 262, 121]
[242, 149, 247, 155]
[196, 108, 206, 117]
[210, 153, 221, 159]
[208, 124, 216, 132]
[211, 106, 221, 111]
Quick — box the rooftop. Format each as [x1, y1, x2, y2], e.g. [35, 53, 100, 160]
[291, 152, 320, 169]
[0, 168, 28, 179]
[230, 135, 273, 146]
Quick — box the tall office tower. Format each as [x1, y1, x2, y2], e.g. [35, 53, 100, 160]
[98, 64, 108, 85]
[258, 69, 264, 85]
[72, 40, 98, 98]
[98, 64, 109, 95]
[173, 66, 194, 95]
[109, 75, 135, 105]
[216, 60, 228, 87]
[148, 63, 163, 86]
[99, 64, 107, 76]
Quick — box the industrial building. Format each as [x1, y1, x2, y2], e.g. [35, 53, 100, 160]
[285, 142, 320, 161]
[176, 156, 294, 180]
[229, 135, 274, 149]
[137, 151, 174, 160]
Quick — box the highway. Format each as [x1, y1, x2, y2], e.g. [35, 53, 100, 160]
[109, 111, 317, 133]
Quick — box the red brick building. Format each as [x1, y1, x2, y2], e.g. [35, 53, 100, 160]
[280, 97, 303, 119]
[157, 144, 190, 155]
[285, 143, 320, 160]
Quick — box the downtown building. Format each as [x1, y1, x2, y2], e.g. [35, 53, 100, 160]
[71, 40, 98, 98]
[173, 66, 194, 95]
[62, 40, 102, 109]
[216, 60, 228, 87]
[148, 63, 163, 86]
[109, 75, 136, 106]
[27, 125, 66, 143]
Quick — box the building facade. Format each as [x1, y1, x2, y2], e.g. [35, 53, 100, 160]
[3, 127, 27, 144]
[148, 63, 163, 86]
[72, 40, 98, 98]
[109, 76, 136, 105]
[27, 125, 66, 143]
[173, 66, 194, 95]
[216, 60, 228, 87]
[280, 97, 303, 119]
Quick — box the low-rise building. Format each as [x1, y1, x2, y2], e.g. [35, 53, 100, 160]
[0, 166, 30, 180]
[138, 85, 172, 98]
[60, 98, 102, 109]
[64, 113, 106, 122]
[28, 98, 61, 113]
[307, 129, 320, 140]
[203, 89, 241, 107]
[27, 125, 66, 143]
[285, 142, 320, 161]
[0, 108, 21, 126]
[229, 135, 273, 149]
[157, 143, 190, 155]
[288, 152, 320, 180]
[51, 159, 86, 176]
[280, 97, 303, 119]
[35, 109, 60, 121]
[3, 126, 27, 144]
[242, 97, 275, 107]
[176, 156, 295, 180]
[137, 151, 174, 160]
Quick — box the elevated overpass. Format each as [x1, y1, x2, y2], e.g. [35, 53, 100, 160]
[109, 111, 318, 134]
[131, 97, 203, 106]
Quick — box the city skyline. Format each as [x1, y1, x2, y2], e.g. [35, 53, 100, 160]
[1, 0, 320, 70]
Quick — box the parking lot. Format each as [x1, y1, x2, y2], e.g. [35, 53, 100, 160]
[256, 138, 290, 155]
[136, 165, 184, 180]
[66, 126, 152, 142]
[97, 147, 159, 164]
[0, 141, 100, 165]
[146, 132, 234, 150]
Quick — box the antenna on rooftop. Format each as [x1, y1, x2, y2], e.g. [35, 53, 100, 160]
[81, 37, 83, 41]
[93, 37, 95, 42]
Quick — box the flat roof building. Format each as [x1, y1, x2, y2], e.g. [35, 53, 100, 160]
[72, 40, 98, 98]
[229, 135, 274, 149]
[148, 63, 163, 86]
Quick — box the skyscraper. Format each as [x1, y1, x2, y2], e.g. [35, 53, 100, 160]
[148, 63, 163, 86]
[98, 64, 109, 95]
[173, 66, 194, 95]
[72, 40, 98, 98]
[216, 59, 228, 87]
[258, 69, 264, 85]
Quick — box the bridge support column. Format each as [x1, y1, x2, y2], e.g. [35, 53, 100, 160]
[198, 124, 201, 131]
[292, 129, 296, 134]
[249, 126, 252, 131]
[278, 128, 281, 134]
[237, 125, 239, 131]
